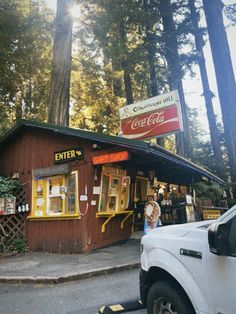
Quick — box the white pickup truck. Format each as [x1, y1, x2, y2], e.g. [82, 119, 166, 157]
[140, 205, 236, 314]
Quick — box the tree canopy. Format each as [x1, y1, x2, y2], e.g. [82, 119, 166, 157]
[1, 0, 236, 195]
[0, 0, 53, 134]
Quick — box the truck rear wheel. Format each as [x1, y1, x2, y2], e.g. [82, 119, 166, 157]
[147, 281, 195, 314]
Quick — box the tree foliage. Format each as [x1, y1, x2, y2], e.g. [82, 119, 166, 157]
[193, 182, 223, 205]
[0, 0, 53, 135]
[0, 176, 21, 197]
[1, 0, 236, 197]
[224, 3, 236, 25]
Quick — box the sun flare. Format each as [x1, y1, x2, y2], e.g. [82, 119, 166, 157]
[70, 4, 81, 19]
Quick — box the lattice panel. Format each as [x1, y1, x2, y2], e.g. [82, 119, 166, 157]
[0, 185, 28, 244]
[15, 186, 27, 208]
[0, 213, 27, 241]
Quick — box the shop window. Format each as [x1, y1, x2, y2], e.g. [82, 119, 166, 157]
[31, 171, 79, 218]
[99, 166, 130, 212]
[47, 176, 64, 215]
[65, 172, 77, 214]
[121, 177, 130, 210]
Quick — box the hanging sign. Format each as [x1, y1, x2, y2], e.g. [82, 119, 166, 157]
[92, 151, 129, 165]
[54, 147, 83, 164]
[102, 166, 127, 176]
[0, 198, 4, 215]
[33, 164, 70, 178]
[203, 209, 221, 220]
[119, 90, 183, 140]
[0, 197, 16, 215]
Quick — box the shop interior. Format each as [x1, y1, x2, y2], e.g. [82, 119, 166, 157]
[96, 162, 197, 232]
[94, 144, 224, 233]
[131, 175, 194, 230]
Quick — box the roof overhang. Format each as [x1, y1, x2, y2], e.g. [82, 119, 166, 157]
[0, 119, 224, 186]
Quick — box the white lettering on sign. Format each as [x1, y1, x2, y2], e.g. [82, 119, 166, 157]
[131, 111, 165, 130]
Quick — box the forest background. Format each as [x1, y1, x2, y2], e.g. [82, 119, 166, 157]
[0, 0, 236, 200]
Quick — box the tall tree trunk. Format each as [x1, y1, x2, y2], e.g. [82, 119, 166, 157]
[188, 0, 225, 178]
[146, 28, 158, 98]
[48, 0, 74, 126]
[146, 28, 165, 147]
[143, 0, 165, 146]
[203, 0, 236, 195]
[143, 0, 159, 97]
[119, 18, 134, 105]
[159, 0, 192, 158]
[15, 94, 23, 121]
[111, 58, 123, 97]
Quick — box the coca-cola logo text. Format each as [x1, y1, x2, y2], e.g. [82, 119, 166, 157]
[131, 111, 165, 130]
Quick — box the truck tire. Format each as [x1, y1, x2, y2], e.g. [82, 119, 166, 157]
[147, 281, 195, 314]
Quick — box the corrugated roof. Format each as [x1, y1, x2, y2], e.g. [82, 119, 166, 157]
[0, 119, 224, 185]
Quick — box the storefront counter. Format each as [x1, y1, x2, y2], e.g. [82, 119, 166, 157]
[96, 210, 133, 233]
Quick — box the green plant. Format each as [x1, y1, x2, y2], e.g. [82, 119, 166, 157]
[9, 238, 27, 253]
[0, 177, 21, 197]
[227, 198, 236, 208]
[193, 182, 223, 206]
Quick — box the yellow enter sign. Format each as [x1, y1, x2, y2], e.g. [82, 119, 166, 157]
[54, 147, 83, 163]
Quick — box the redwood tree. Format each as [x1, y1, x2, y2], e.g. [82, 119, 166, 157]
[119, 16, 134, 105]
[159, 0, 192, 158]
[203, 0, 236, 195]
[48, 0, 74, 126]
[188, 0, 225, 178]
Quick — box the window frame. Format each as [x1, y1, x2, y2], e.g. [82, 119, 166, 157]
[30, 171, 79, 219]
[98, 167, 130, 213]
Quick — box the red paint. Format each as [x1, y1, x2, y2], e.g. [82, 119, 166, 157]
[92, 151, 129, 165]
[120, 105, 182, 140]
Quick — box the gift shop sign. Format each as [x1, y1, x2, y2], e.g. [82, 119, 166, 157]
[92, 151, 129, 165]
[119, 90, 183, 140]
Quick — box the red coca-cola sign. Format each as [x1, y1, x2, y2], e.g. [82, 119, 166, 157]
[119, 90, 183, 140]
[120, 104, 182, 140]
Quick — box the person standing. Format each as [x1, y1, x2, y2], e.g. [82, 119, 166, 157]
[144, 201, 161, 234]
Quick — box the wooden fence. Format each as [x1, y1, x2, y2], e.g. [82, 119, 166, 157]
[0, 186, 28, 249]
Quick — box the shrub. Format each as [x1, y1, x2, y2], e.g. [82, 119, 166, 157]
[0, 176, 21, 198]
[9, 238, 27, 253]
[193, 182, 223, 206]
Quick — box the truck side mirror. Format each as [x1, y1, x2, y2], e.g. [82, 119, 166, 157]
[208, 222, 229, 256]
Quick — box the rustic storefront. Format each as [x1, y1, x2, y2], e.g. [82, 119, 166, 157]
[0, 120, 224, 253]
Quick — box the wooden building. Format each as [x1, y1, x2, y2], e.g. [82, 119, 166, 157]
[0, 120, 223, 253]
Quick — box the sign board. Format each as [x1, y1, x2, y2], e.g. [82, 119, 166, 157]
[92, 151, 129, 165]
[0, 197, 16, 215]
[102, 166, 127, 176]
[33, 164, 70, 179]
[203, 209, 221, 220]
[0, 198, 5, 215]
[54, 147, 83, 164]
[119, 90, 183, 140]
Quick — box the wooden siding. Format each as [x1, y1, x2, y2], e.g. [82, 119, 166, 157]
[0, 128, 133, 253]
[26, 219, 84, 253]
